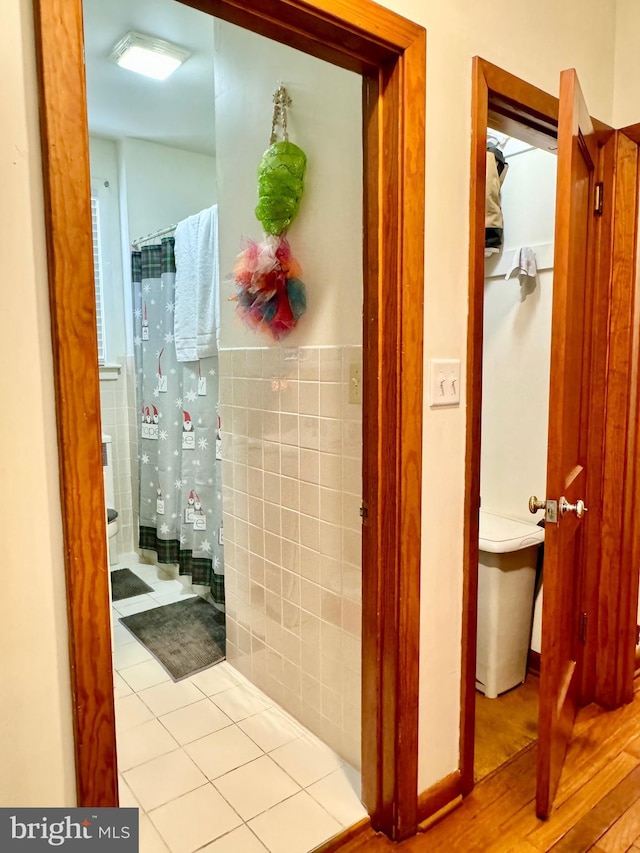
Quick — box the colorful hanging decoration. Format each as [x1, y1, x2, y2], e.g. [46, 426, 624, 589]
[233, 84, 308, 340]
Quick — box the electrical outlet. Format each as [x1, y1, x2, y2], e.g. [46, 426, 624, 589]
[349, 362, 362, 405]
[429, 358, 461, 407]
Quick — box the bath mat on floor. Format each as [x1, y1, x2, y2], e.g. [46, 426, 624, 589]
[119, 597, 225, 681]
[110, 568, 154, 602]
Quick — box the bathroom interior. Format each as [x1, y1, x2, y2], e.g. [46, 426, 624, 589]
[474, 128, 558, 781]
[85, 0, 367, 849]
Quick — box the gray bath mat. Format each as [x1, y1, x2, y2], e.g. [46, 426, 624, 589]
[119, 597, 226, 681]
[110, 568, 154, 602]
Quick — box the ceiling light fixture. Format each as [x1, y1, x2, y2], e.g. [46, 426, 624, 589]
[110, 32, 190, 81]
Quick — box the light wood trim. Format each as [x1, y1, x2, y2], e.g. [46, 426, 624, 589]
[180, 0, 420, 72]
[32, 0, 117, 807]
[620, 134, 640, 698]
[460, 56, 488, 796]
[32, 0, 426, 837]
[603, 131, 640, 706]
[416, 771, 463, 824]
[579, 135, 617, 705]
[590, 133, 638, 708]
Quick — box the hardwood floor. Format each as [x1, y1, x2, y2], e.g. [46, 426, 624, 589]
[335, 678, 640, 852]
[475, 673, 539, 781]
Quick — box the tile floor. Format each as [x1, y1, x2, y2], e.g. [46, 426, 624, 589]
[111, 553, 366, 853]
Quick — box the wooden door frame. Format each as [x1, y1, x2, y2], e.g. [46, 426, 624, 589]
[595, 123, 640, 708]
[32, 0, 426, 841]
[460, 58, 622, 795]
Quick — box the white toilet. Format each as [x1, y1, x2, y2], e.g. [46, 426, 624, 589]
[102, 434, 119, 565]
[476, 509, 544, 698]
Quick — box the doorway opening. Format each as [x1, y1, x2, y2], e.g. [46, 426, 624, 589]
[33, 0, 426, 842]
[473, 128, 557, 781]
[85, 0, 368, 846]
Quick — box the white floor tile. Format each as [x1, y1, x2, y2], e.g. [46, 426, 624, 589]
[270, 736, 342, 787]
[116, 693, 155, 733]
[210, 684, 271, 722]
[199, 825, 268, 853]
[117, 719, 179, 772]
[149, 579, 184, 596]
[306, 768, 367, 827]
[184, 726, 262, 780]
[238, 708, 302, 753]
[113, 640, 153, 672]
[139, 814, 170, 853]
[149, 784, 242, 853]
[190, 663, 243, 696]
[118, 776, 143, 811]
[124, 749, 208, 812]
[159, 699, 233, 745]
[132, 565, 163, 585]
[113, 671, 133, 699]
[137, 680, 205, 717]
[213, 755, 300, 821]
[248, 791, 341, 853]
[119, 659, 171, 692]
[150, 591, 197, 607]
[112, 622, 138, 648]
[116, 596, 160, 617]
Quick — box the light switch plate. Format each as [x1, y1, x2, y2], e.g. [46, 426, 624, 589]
[429, 358, 461, 407]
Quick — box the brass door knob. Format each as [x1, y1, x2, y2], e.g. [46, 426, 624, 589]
[529, 496, 546, 514]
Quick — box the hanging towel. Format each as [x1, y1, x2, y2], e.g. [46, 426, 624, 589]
[505, 246, 538, 280]
[174, 205, 219, 362]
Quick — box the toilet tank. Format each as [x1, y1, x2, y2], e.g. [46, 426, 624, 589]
[102, 434, 115, 510]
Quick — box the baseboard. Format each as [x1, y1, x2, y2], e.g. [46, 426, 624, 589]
[311, 818, 375, 853]
[528, 650, 541, 676]
[417, 770, 463, 827]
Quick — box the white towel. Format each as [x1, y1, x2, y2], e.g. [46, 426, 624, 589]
[505, 246, 537, 280]
[174, 205, 219, 362]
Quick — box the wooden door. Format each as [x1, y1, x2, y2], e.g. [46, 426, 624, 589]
[536, 68, 598, 819]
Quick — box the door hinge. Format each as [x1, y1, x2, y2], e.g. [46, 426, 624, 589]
[360, 502, 369, 524]
[594, 182, 604, 216]
[580, 611, 588, 643]
[636, 624, 640, 646]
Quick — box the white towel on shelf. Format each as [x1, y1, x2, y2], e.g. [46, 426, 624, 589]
[505, 246, 537, 280]
[174, 204, 219, 362]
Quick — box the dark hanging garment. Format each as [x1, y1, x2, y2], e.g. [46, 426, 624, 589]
[485, 145, 508, 251]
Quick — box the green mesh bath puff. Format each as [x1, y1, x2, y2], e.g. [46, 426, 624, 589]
[255, 140, 307, 236]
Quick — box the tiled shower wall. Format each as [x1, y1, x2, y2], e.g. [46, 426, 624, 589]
[99, 356, 138, 554]
[219, 346, 362, 768]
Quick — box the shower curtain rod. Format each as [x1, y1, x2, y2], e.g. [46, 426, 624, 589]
[131, 223, 177, 250]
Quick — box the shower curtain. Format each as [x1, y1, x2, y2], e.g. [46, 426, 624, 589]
[132, 238, 225, 606]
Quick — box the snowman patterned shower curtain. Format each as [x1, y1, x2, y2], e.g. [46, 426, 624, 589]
[132, 238, 225, 606]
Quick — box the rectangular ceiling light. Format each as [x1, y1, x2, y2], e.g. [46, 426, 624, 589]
[110, 32, 191, 81]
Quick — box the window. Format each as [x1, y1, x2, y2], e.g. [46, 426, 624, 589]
[91, 192, 107, 365]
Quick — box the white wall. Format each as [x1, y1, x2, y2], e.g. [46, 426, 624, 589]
[0, 0, 76, 805]
[213, 20, 363, 349]
[481, 141, 557, 521]
[89, 136, 126, 364]
[213, 20, 363, 763]
[377, 0, 615, 792]
[4, 0, 619, 807]
[612, 0, 640, 128]
[120, 138, 217, 242]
